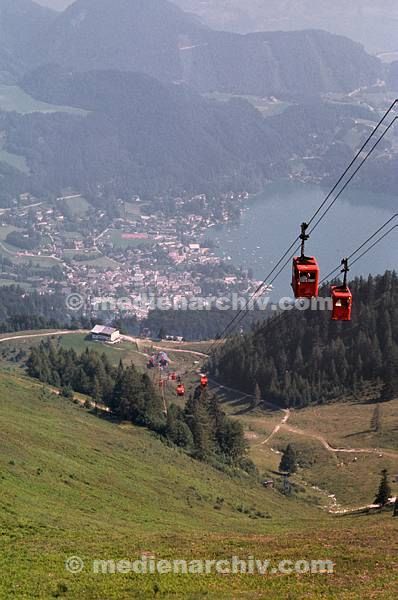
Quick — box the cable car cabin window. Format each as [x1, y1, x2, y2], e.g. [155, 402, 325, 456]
[292, 257, 320, 299]
[299, 272, 316, 283]
[335, 298, 351, 308]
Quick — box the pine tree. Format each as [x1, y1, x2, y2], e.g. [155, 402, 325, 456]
[279, 444, 297, 474]
[92, 376, 103, 403]
[218, 419, 246, 463]
[185, 392, 214, 460]
[370, 404, 382, 433]
[251, 382, 262, 410]
[140, 373, 165, 429]
[380, 354, 398, 402]
[374, 469, 391, 507]
[166, 405, 193, 449]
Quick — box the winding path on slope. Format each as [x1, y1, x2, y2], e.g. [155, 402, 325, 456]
[281, 423, 398, 459]
[0, 330, 86, 344]
[3, 330, 397, 460]
[203, 378, 398, 459]
[3, 330, 396, 514]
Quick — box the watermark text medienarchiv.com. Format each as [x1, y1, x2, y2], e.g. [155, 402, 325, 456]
[65, 554, 335, 576]
[66, 292, 333, 313]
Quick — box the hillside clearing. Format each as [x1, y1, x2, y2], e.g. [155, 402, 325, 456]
[0, 372, 397, 598]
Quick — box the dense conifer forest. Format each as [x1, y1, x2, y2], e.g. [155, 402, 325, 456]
[27, 342, 251, 472]
[211, 271, 398, 408]
[0, 285, 76, 332]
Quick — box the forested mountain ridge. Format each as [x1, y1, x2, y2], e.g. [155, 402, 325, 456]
[0, 0, 393, 204]
[211, 271, 398, 408]
[0, 48, 22, 84]
[21, 0, 381, 96]
[31, 0, 205, 83]
[0, 0, 55, 81]
[0, 285, 77, 332]
[174, 0, 398, 54]
[1, 67, 377, 202]
[5, 68, 286, 199]
[182, 29, 381, 97]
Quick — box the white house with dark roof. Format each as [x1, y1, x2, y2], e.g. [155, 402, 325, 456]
[90, 325, 120, 344]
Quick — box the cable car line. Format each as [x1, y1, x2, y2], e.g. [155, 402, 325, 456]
[276, 116, 398, 289]
[205, 108, 398, 355]
[266, 210, 397, 304]
[306, 117, 397, 235]
[204, 237, 395, 394]
[306, 99, 397, 228]
[320, 214, 398, 284]
[337, 225, 397, 272]
[204, 222, 396, 403]
[245, 220, 396, 332]
[206, 109, 397, 354]
[225, 220, 398, 347]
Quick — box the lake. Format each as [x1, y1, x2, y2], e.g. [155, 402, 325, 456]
[207, 181, 397, 299]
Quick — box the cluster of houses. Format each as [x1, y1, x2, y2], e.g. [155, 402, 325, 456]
[1, 190, 259, 321]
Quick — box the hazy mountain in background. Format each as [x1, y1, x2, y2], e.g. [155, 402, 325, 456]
[174, 0, 398, 55]
[28, 0, 380, 96]
[183, 30, 380, 97]
[0, 0, 55, 49]
[0, 64, 375, 202]
[0, 0, 392, 204]
[32, 0, 398, 56]
[0, 0, 56, 63]
[0, 0, 55, 81]
[2, 66, 287, 197]
[32, 0, 205, 83]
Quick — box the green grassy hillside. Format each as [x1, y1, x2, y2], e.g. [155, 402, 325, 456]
[1, 372, 397, 598]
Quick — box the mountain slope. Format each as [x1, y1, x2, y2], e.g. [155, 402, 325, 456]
[3, 66, 375, 199]
[0, 371, 316, 596]
[174, 0, 398, 54]
[30, 0, 381, 96]
[0, 48, 23, 84]
[183, 29, 381, 96]
[10, 66, 289, 195]
[0, 66, 377, 199]
[0, 0, 55, 48]
[0, 0, 55, 80]
[32, 0, 205, 82]
[1, 369, 398, 597]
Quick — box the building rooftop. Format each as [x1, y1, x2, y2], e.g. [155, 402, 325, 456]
[91, 325, 119, 336]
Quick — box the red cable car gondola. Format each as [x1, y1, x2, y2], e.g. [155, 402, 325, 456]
[331, 258, 352, 321]
[200, 375, 208, 388]
[176, 384, 185, 397]
[292, 223, 320, 299]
